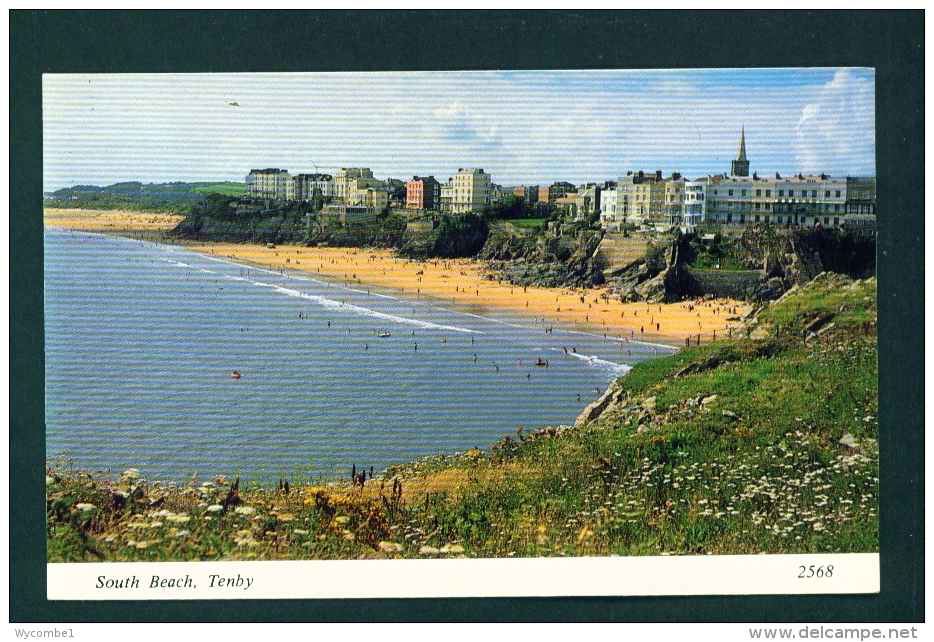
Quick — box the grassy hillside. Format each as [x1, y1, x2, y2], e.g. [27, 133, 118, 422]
[47, 274, 877, 561]
[190, 182, 245, 196]
[44, 181, 244, 214]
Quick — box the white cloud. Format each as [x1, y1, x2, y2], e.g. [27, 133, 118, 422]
[793, 69, 875, 175]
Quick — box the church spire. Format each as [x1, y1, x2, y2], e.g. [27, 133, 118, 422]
[731, 127, 750, 177]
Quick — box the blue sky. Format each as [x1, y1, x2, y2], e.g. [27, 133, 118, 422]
[43, 68, 875, 190]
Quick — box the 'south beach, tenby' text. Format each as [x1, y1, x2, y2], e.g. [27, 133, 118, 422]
[94, 574, 253, 591]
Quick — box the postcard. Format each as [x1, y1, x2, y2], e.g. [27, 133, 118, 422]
[43, 69, 878, 600]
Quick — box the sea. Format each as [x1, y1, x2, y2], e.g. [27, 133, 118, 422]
[44, 227, 675, 483]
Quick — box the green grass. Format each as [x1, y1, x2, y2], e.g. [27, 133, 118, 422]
[47, 274, 877, 561]
[191, 182, 245, 196]
[44, 181, 245, 214]
[503, 218, 548, 229]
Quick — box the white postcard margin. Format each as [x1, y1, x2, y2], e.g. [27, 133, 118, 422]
[48, 553, 878, 600]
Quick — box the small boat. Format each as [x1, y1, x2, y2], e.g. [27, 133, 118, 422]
[231, 371, 242, 379]
[376, 331, 391, 338]
[535, 358, 549, 367]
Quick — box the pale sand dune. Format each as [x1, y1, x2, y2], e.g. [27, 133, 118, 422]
[186, 241, 751, 347]
[44, 208, 185, 232]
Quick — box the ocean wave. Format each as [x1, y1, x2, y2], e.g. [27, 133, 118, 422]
[198, 269, 480, 335]
[548, 348, 632, 374]
[159, 248, 484, 334]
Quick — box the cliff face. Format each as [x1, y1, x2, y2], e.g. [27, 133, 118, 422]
[590, 228, 874, 304]
[172, 198, 489, 260]
[479, 222, 606, 289]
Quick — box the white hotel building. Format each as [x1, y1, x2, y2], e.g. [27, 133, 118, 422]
[451, 168, 492, 214]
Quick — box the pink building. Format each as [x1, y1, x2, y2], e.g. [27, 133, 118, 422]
[405, 176, 440, 210]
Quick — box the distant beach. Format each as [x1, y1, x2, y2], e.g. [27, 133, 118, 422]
[43, 207, 185, 232]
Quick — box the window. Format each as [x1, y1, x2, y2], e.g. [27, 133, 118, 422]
[778, 190, 784, 197]
[766, 190, 771, 197]
[713, 189, 718, 195]
[755, 202, 761, 210]
[755, 215, 760, 222]
[836, 190, 841, 198]
[825, 190, 831, 198]
[756, 189, 762, 196]
[765, 203, 771, 210]
[811, 190, 817, 198]
[728, 189, 733, 196]
[741, 189, 746, 196]
[788, 190, 794, 197]
[834, 204, 840, 212]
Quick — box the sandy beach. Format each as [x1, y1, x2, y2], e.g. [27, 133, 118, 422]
[44, 208, 185, 232]
[183, 241, 750, 347]
[45, 208, 750, 346]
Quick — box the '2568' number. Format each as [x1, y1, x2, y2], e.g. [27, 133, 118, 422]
[799, 565, 834, 578]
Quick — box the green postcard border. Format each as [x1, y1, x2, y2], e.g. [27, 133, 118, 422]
[11, 10, 923, 622]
